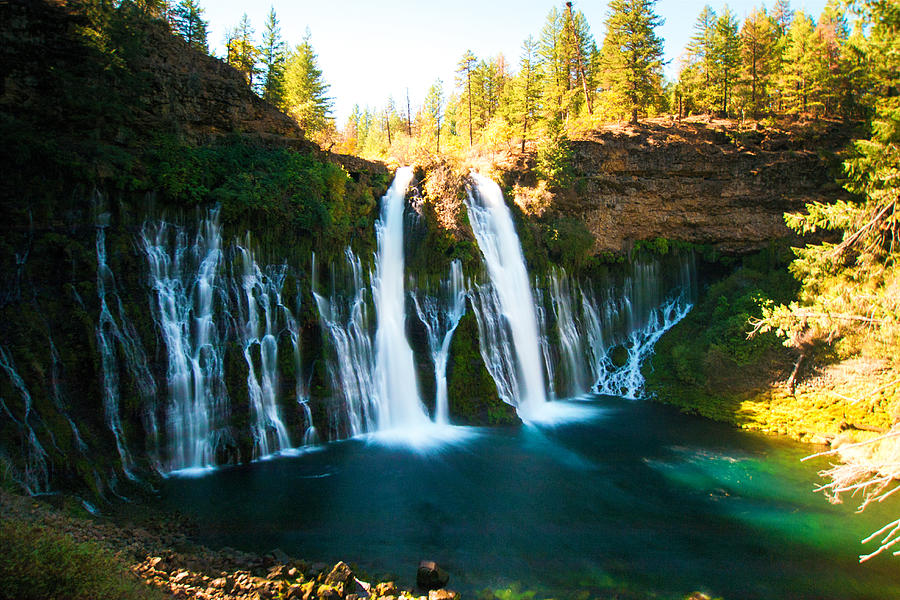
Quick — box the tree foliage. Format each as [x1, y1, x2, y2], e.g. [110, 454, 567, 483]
[283, 31, 334, 141]
[169, 0, 208, 52]
[258, 7, 286, 106]
[600, 0, 665, 123]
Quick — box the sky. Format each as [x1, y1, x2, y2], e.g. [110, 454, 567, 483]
[200, 0, 829, 125]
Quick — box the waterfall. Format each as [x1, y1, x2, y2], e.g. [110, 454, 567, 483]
[233, 242, 292, 459]
[312, 249, 378, 438]
[0, 346, 49, 495]
[465, 175, 547, 416]
[372, 166, 430, 429]
[141, 212, 228, 473]
[412, 260, 467, 424]
[96, 225, 159, 479]
[548, 268, 588, 396]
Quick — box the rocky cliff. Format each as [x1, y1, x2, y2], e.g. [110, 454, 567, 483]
[509, 118, 857, 255]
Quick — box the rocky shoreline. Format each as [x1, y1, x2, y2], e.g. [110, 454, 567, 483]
[0, 490, 459, 600]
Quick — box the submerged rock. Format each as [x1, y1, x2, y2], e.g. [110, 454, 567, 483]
[416, 560, 450, 591]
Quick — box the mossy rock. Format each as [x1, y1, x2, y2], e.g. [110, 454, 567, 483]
[446, 309, 517, 425]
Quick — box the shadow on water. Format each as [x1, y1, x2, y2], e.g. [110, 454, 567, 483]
[160, 396, 900, 599]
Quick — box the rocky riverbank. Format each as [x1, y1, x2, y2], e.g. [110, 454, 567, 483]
[0, 490, 459, 600]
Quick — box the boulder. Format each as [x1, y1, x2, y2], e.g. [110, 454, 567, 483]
[324, 561, 354, 586]
[416, 561, 450, 591]
[429, 590, 459, 600]
[374, 581, 399, 597]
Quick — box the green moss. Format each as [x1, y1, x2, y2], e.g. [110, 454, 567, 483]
[0, 519, 165, 600]
[446, 311, 517, 425]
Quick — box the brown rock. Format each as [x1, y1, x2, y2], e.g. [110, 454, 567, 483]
[416, 561, 449, 591]
[375, 581, 399, 597]
[429, 590, 460, 600]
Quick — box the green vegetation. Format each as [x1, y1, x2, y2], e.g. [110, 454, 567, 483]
[0, 520, 164, 600]
[447, 312, 517, 425]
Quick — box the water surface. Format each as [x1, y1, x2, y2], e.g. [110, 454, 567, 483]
[161, 397, 900, 599]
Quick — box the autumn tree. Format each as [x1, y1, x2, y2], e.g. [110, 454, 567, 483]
[600, 0, 665, 123]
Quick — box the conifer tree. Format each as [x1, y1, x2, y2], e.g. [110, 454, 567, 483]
[423, 79, 445, 153]
[514, 36, 542, 152]
[284, 30, 334, 139]
[600, 0, 665, 123]
[780, 11, 817, 113]
[259, 7, 286, 106]
[538, 7, 567, 121]
[456, 50, 477, 146]
[170, 0, 208, 52]
[740, 8, 776, 117]
[225, 13, 259, 87]
[712, 7, 740, 116]
[681, 5, 717, 114]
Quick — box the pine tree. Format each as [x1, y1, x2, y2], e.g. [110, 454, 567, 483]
[600, 0, 665, 123]
[514, 36, 542, 152]
[813, 0, 851, 116]
[563, 1, 596, 116]
[740, 8, 776, 117]
[258, 7, 286, 106]
[780, 11, 817, 113]
[225, 13, 258, 87]
[681, 5, 717, 114]
[456, 50, 477, 146]
[423, 79, 445, 153]
[169, 0, 208, 52]
[712, 7, 740, 116]
[284, 30, 334, 139]
[538, 7, 567, 121]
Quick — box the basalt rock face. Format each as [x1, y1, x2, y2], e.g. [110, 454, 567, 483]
[0, 0, 304, 147]
[560, 119, 855, 254]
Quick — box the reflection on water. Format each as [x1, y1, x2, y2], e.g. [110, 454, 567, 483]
[161, 396, 900, 599]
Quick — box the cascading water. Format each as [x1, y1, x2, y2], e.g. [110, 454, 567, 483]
[412, 260, 467, 424]
[465, 175, 548, 416]
[141, 212, 228, 473]
[371, 166, 430, 429]
[233, 243, 292, 459]
[548, 268, 588, 396]
[0, 345, 49, 495]
[312, 249, 378, 438]
[96, 224, 159, 479]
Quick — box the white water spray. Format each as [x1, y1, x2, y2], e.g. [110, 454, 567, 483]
[372, 166, 430, 429]
[465, 175, 547, 416]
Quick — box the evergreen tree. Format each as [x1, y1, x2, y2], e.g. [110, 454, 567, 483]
[258, 6, 286, 106]
[712, 7, 740, 116]
[538, 7, 567, 121]
[423, 79, 445, 153]
[513, 36, 542, 152]
[225, 13, 258, 87]
[772, 0, 793, 36]
[780, 11, 817, 113]
[740, 8, 776, 117]
[169, 0, 208, 52]
[284, 30, 334, 139]
[681, 5, 717, 114]
[456, 50, 477, 146]
[813, 0, 851, 116]
[563, 1, 596, 116]
[600, 0, 665, 123]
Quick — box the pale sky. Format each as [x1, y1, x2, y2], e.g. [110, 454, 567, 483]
[200, 0, 829, 124]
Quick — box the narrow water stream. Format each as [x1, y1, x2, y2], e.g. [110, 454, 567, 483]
[161, 396, 900, 599]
